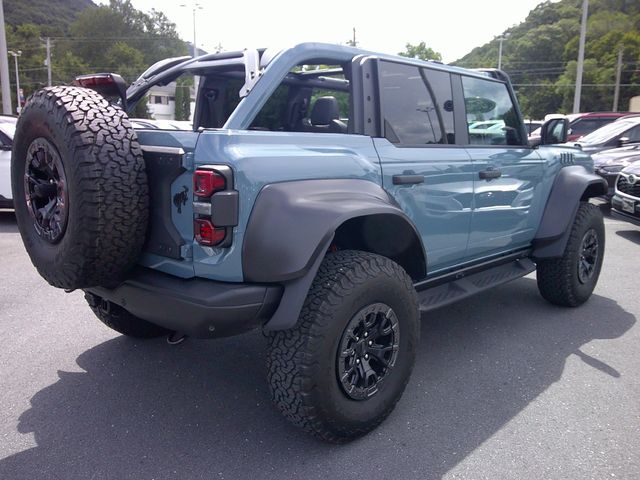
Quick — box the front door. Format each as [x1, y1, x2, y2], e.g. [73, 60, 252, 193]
[459, 74, 545, 260]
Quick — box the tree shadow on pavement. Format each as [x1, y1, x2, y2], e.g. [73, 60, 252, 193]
[0, 278, 634, 480]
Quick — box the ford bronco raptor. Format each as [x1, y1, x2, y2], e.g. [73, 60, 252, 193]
[11, 43, 607, 442]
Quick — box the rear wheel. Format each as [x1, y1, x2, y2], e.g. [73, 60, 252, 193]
[536, 202, 605, 307]
[267, 250, 420, 442]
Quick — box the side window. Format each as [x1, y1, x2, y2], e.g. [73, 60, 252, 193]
[422, 68, 455, 143]
[379, 61, 444, 145]
[249, 64, 350, 133]
[462, 76, 524, 146]
[625, 125, 640, 142]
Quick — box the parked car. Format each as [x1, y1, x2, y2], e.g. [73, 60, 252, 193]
[611, 161, 640, 226]
[592, 144, 640, 197]
[528, 112, 630, 147]
[0, 114, 17, 208]
[523, 119, 543, 135]
[573, 115, 640, 154]
[10, 43, 606, 442]
[566, 112, 630, 141]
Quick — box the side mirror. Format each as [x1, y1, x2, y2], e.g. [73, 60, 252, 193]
[618, 136, 630, 147]
[540, 117, 569, 145]
[0, 143, 11, 151]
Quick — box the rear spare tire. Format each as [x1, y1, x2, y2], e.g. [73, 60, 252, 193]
[11, 86, 148, 290]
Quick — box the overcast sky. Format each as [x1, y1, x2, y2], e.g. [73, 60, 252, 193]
[101, 0, 559, 63]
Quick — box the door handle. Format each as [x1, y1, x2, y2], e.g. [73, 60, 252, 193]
[392, 174, 424, 185]
[479, 169, 502, 180]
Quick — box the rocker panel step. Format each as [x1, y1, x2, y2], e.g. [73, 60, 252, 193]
[418, 258, 536, 313]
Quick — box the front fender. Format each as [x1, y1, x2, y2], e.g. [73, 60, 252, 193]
[532, 165, 606, 258]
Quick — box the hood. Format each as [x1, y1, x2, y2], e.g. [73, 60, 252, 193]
[592, 144, 640, 165]
[620, 161, 640, 176]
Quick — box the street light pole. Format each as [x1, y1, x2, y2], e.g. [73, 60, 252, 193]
[8, 49, 21, 113]
[180, 3, 203, 58]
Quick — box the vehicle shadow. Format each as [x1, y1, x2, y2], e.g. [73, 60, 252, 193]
[615, 229, 640, 245]
[0, 210, 17, 234]
[0, 278, 634, 480]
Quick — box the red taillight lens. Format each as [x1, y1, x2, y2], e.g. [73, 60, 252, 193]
[194, 170, 226, 198]
[194, 219, 225, 246]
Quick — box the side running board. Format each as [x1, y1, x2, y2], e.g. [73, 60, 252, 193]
[417, 258, 536, 313]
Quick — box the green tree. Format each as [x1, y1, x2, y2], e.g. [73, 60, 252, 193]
[399, 42, 442, 61]
[174, 76, 193, 121]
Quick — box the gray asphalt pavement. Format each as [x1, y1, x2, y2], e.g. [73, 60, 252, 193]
[0, 207, 638, 480]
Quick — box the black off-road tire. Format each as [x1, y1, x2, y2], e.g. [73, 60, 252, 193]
[267, 250, 420, 443]
[85, 293, 170, 338]
[536, 202, 605, 307]
[11, 86, 148, 290]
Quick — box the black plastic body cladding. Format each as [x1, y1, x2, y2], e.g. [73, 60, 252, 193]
[532, 166, 607, 258]
[242, 179, 423, 283]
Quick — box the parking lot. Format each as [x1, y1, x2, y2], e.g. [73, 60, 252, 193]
[0, 206, 638, 480]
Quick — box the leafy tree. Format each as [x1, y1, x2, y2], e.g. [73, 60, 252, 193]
[174, 76, 193, 121]
[399, 42, 442, 61]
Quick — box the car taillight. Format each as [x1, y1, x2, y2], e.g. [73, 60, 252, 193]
[194, 170, 226, 198]
[194, 219, 226, 246]
[192, 165, 237, 248]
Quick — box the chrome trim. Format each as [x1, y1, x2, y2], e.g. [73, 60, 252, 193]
[141, 145, 185, 155]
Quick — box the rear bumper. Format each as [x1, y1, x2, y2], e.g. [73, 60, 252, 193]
[86, 267, 283, 338]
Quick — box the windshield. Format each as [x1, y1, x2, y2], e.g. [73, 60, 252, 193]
[578, 120, 636, 145]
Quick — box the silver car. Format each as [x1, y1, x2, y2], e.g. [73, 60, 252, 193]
[0, 115, 17, 208]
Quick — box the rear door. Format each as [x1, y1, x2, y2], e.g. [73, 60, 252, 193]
[371, 60, 474, 273]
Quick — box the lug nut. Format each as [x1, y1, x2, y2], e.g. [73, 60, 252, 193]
[364, 354, 369, 360]
[368, 340, 373, 346]
[364, 332, 368, 337]
[356, 358, 361, 364]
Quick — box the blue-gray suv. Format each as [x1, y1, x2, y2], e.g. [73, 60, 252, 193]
[11, 43, 607, 442]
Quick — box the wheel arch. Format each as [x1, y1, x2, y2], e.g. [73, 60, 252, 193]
[532, 165, 607, 259]
[242, 179, 426, 331]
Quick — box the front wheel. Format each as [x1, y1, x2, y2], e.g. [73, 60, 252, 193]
[267, 250, 420, 443]
[536, 202, 605, 307]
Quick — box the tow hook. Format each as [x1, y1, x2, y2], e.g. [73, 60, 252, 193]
[167, 331, 187, 345]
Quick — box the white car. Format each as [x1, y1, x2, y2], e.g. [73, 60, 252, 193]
[0, 115, 17, 208]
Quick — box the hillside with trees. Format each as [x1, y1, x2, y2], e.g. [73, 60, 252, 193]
[4, 0, 188, 115]
[455, 0, 640, 118]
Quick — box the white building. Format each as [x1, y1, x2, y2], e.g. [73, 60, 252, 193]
[146, 82, 196, 121]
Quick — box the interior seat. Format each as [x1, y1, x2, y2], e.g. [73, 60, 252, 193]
[305, 96, 347, 134]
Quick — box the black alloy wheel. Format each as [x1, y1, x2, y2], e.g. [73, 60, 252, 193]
[24, 138, 69, 244]
[577, 228, 599, 284]
[337, 302, 400, 400]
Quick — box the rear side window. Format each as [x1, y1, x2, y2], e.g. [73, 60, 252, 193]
[462, 76, 524, 146]
[422, 68, 455, 144]
[571, 118, 611, 136]
[379, 61, 444, 145]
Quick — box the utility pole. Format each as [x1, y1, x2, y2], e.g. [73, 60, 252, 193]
[352, 28, 357, 47]
[8, 50, 21, 113]
[573, 0, 589, 113]
[45, 37, 51, 86]
[612, 47, 623, 112]
[0, 0, 12, 114]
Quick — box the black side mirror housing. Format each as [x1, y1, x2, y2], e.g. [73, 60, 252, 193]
[0, 144, 11, 151]
[540, 117, 569, 145]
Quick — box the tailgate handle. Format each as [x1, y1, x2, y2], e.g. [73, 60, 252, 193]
[392, 174, 424, 185]
[479, 168, 502, 180]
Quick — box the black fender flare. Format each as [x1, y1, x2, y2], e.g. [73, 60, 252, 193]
[242, 179, 425, 330]
[532, 165, 607, 258]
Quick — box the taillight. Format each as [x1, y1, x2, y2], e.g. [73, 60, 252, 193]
[194, 219, 226, 246]
[192, 165, 237, 248]
[194, 170, 226, 198]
